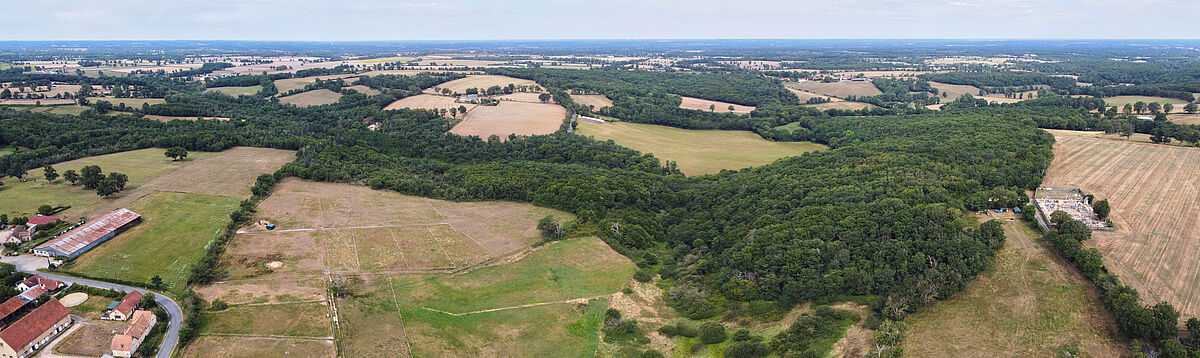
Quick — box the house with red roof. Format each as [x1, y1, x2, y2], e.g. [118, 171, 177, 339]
[103, 291, 142, 321]
[24, 215, 56, 229]
[16, 275, 63, 293]
[110, 310, 156, 357]
[0, 297, 27, 325]
[0, 299, 72, 358]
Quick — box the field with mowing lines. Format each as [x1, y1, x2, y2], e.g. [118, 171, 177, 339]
[449, 101, 564, 140]
[205, 85, 261, 96]
[794, 81, 882, 98]
[576, 120, 825, 175]
[279, 89, 342, 107]
[1043, 129, 1200, 317]
[384, 94, 475, 113]
[1103, 95, 1190, 112]
[677, 96, 754, 114]
[180, 336, 335, 358]
[430, 75, 537, 94]
[65, 192, 241, 294]
[904, 216, 1127, 357]
[571, 94, 613, 109]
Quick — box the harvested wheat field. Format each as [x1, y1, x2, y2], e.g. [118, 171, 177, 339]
[343, 85, 380, 95]
[786, 88, 839, 103]
[1169, 113, 1200, 125]
[384, 94, 475, 113]
[142, 114, 232, 122]
[279, 89, 342, 107]
[571, 94, 613, 109]
[273, 74, 358, 93]
[805, 101, 875, 111]
[1043, 129, 1200, 317]
[794, 81, 882, 98]
[678, 96, 754, 114]
[431, 75, 537, 94]
[929, 81, 981, 99]
[450, 101, 564, 140]
[495, 92, 547, 103]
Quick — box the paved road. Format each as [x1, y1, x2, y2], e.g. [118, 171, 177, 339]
[3, 255, 181, 358]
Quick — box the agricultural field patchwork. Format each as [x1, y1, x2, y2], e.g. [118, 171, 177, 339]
[273, 74, 359, 93]
[383, 94, 475, 113]
[279, 89, 343, 107]
[1043, 129, 1200, 316]
[449, 101, 564, 140]
[677, 96, 755, 114]
[430, 75, 537, 94]
[204, 85, 262, 96]
[903, 216, 1127, 357]
[576, 120, 825, 175]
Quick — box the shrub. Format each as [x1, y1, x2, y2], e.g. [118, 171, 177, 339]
[209, 299, 228, 311]
[675, 322, 699, 338]
[725, 341, 770, 358]
[633, 270, 652, 283]
[699, 322, 727, 344]
[657, 324, 677, 337]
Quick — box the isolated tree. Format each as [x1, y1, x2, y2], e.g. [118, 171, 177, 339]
[709, 104, 716, 112]
[537, 215, 563, 239]
[1093, 199, 1111, 220]
[1134, 101, 1147, 114]
[458, 105, 467, 115]
[449, 107, 457, 118]
[96, 180, 120, 197]
[1119, 122, 1135, 139]
[62, 169, 79, 185]
[105, 172, 128, 191]
[1186, 102, 1198, 114]
[79, 165, 104, 189]
[1148, 102, 1162, 114]
[42, 165, 58, 182]
[538, 93, 552, 103]
[1164, 103, 1174, 114]
[6, 166, 26, 182]
[1123, 103, 1133, 115]
[165, 146, 188, 161]
[37, 205, 53, 216]
[150, 275, 163, 289]
[728, 105, 735, 112]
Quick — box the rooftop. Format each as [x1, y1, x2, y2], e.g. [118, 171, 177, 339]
[36, 208, 140, 257]
[112, 291, 142, 317]
[0, 296, 27, 322]
[26, 215, 57, 226]
[0, 299, 69, 351]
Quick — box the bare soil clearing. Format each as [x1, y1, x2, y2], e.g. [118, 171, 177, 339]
[1043, 129, 1200, 317]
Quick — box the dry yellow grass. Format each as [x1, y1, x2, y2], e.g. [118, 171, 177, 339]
[1043, 129, 1200, 317]
[450, 101, 564, 140]
[571, 94, 613, 109]
[678, 96, 755, 114]
[786, 88, 839, 103]
[806, 101, 876, 111]
[1169, 113, 1200, 125]
[0, 99, 76, 106]
[383, 94, 476, 113]
[142, 114, 231, 122]
[929, 81, 981, 99]
[794, 81, 882, 98]
[495, 92, 547, 103]
[279, 89, 342, 107]
[273, 74, 358, 93]
[431, 75, 537, 94]
[343, 85, 380, 95]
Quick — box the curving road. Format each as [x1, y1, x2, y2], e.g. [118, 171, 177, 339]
[2, 256, 181, 358]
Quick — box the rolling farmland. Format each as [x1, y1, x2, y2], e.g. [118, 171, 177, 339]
[279, 89, 342, 107]
[383, 94, 475, 112]
[793, 81, 882, 98]
[677, 96, 755, 114]
[431, 75, 537, 94]
[1043, 129, 1200, 316]
[449, 101, 564, 140]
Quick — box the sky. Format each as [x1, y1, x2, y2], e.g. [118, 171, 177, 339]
[2, 0, 1199, 41]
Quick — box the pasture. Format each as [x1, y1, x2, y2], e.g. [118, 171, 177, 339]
[343, 85, 380, 95]
[204, 301, 333, 337]
[571, 94, 613, 109]
[904, 217, 1127, 357]
[64, 192, 241, 294]
[495, 92, 547, 103]
[180, 336, 335, 358]
[576, 120, 826, 175]
[94, 97, 167, 108]
[204, 85, 262, 97]
[677, 96, 754, 114]
[273, 74, 358, 93]
[279, 89, 342, 107]
[383, 94, 475, 113]
[1103, 95, 1190, 111]
[793, 81, 882, 98]
[0, 99, 75, 106]
[15, 105, 90, 115]
[786, 88, 837, 103]
[1043, 129, 1200, 316]
[449, 101, 565, 140]
[0, 146, 294, 220]
[805, 101, 875, 111]
[430, 75, 537, 94]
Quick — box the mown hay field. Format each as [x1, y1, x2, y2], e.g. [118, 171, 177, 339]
[1103, 95, 1190, 112]
[449, 101, 564, 140]
[903, 216, 1127, 357]
[1043, 129, 1200, 317]
[383, 94, 475, 113]
[571, 94, 613, 109]
[205, 85, 261, 97]
[793, 81, 882, 98]
[273, 74, 358, 93]
[576, 120, 825, 176]
[430, 75, 537, 94]
[279, 89, 342, 107]
[677, 96, 754, 114]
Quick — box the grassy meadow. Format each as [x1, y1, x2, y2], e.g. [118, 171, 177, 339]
[205, 85, 262, 97]
[576, 120, 825, 175]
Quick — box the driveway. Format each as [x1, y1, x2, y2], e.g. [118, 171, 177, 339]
[2, 255, 182, 358]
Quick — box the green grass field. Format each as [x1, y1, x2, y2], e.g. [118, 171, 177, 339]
[205, 85, 262, 97]
[1103, 95, 1190, 111]
[204, 302, 332, 337]
[65, 192, 241, 295]
[94, 97, 167, 108]
[0, 145, 13, 157]
[576, 120, 825, 176]
[902, 218, 1127, 356]
[0, 148, 216, 219]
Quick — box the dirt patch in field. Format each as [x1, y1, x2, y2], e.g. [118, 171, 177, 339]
[677, 96, 754, 114]
[449, 101, 565, 140]
[54, 320, 130, 357]
[1044, 129, 1200, 317]
[279, 89, 342, 107]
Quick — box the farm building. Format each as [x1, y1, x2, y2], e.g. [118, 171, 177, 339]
[33, 208, 140, 259]
[0, 299, 72, 358]
[16, 275, 63, 293]
[103, 291, 142, 321]
[24, 215, 56, 229]
[0, 297, 27, 324]
[1033, 187, 1111, 230]
[110, 310, 156, 357]
[0, 227, 30, 245]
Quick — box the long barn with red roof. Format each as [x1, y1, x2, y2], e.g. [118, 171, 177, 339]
[33, 208, 140, 259]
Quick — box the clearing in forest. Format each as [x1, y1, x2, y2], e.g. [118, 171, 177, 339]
[279, 89, 342, 107]
[793, 81, 882, 98]
[1042, 129, 1200, 317]
[273, 74, 358, 93]
[0, 146, 294, 220]
[205, 85, 262, 97]
[903, 215, 1127, 357]
[343, 85, 380, 95]
[92, 97, 166, 108]
[571, 94, 613, 109]
[449, 101, 564, 140]
[429, 75, 537, 94]
[384, 94, 475, 113]
[805, 101, 875, 111]
[575, 120, 825, 175]
[677, 96, 755, 114]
